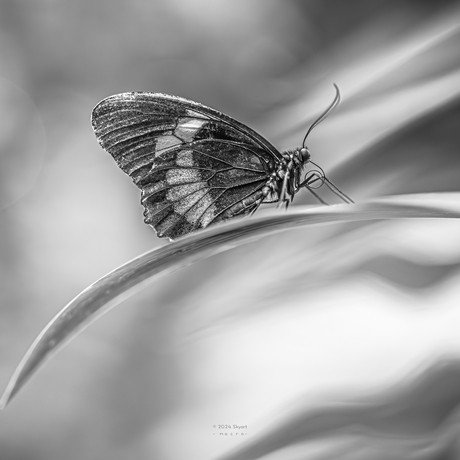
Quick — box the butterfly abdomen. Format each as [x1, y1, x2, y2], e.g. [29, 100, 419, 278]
[215, 187, 270, 222]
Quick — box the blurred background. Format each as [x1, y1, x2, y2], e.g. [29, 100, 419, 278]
[1, 1, 460, 459]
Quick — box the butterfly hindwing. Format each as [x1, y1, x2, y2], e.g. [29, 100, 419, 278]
[91, 92, 282, 239]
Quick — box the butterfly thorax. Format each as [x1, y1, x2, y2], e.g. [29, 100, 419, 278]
[262, 147, 311, 203]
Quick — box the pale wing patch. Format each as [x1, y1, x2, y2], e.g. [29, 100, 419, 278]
[155, 119, 205, 157]
[185, 192, 216, 225]
[175, 150, 195, 167]
[165, 168, 201, 185]
[155, 135, 182, 155]
[142, 180, 167, 197]
[175, 118, 206, 142]
[199, 203, 217, 227]
[166, 182, 207, 201]
[173, 189, 208, 215]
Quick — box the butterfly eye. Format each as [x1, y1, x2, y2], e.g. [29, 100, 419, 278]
[299, 147, 311, 163]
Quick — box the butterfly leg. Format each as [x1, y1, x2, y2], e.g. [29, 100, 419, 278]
[277, 158, 295, 209]
[300, 171, 354, 204]
[306, 186, 329, 205]
[322, 178, 355, 203]
[299, 171, 324, 189]
[298, 171, 330, 205]
[249, 198, 264, 217]
[276, 173, 289, 209]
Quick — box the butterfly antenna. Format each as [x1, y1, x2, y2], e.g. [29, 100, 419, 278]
[302, 84, 341, 148]
[277, 171, 290, 209]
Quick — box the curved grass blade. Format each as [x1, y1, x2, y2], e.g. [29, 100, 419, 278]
[1, 194, 460, 408]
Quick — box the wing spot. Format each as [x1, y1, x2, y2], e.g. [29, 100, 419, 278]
[173, 189, 208, 215]
[175, 150, 195, 167]
[200, 205, 217, 228]
[166, 182, 207, 201]
[155, 135, 182, 155]
[142, 180, 167, 196]
[185, 192, 216, 225]
[175, 118, 206, 142]
[165, 168, 201, 185]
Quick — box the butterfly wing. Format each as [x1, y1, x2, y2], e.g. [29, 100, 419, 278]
[91, 92, 282, 240]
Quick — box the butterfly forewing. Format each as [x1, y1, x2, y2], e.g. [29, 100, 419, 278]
[91, 92, 282, 240]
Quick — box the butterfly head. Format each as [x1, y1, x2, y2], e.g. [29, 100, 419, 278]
[298, 147, 311, 165]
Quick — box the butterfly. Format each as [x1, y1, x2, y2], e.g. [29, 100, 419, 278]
[91, 85, 353, 241]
